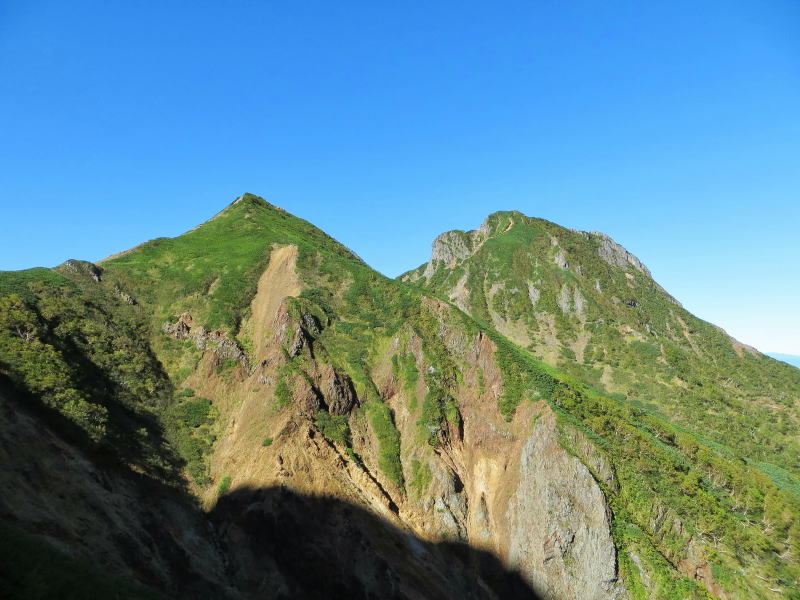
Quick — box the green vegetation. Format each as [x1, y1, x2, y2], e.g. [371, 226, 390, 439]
[170, 397, 213, 428]
[750, 459, 800, 497]
[392, 352, 419, 394]
[273, 376, 292, 408]
[0, 268, 73, 301]
[261, 437, 273, 447]
[365, 399, 404, 489]
[408, 459, 432, 497]
[0, 284, 174, 477]
[526, 354, 800, 598]
[163, 396, 217, 485]
[410, 307, 463, 446]
[314, 410, 349, 445]
[408, 210, 800, 479]
[101, 193, 363, 334]
[403, 210, 800, 597]
[214, 358, 239, 375]
[217, 475, 232, 496]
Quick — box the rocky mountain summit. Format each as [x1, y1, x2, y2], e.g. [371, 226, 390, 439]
[1, 195, 799, 599]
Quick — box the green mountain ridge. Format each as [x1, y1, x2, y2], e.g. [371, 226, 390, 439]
[1, 194, 798, 599]
[402, 210, 800, 478]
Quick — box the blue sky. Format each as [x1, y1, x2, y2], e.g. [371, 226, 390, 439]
[1, 1, 799, 354]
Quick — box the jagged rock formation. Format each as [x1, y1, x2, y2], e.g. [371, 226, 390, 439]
[1, 195, 799, 600]
[164, 312, 247, 361]
[592, 232, 651, 277]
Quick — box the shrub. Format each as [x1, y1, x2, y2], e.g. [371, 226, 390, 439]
[409, 459, 432, 497]
[366, 400, 404, 489]
[217, 476, 232, 496]
[214, 358, 239, 375]
[314, 411, 349, 445]
[273, 376, 292, 408]
[172, 397, 213, 428]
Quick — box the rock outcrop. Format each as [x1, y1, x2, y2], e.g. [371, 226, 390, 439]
[506, 411, 623, 599]
[59, 259, 103, 282]
[591, 232, 650, 276]
[164, 312, 246, 361]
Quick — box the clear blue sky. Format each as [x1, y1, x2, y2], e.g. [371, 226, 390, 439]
[1, 1, 799, 354]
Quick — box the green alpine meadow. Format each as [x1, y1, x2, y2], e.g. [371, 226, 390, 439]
[1, 194, 798, 599]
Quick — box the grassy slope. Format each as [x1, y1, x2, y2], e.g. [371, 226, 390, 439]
[1, 197, 798, 598]
[100, 193, 363, 333]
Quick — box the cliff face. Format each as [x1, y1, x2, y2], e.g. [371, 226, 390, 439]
[1, 195, 799, 599]
[505, 410, 622, 600]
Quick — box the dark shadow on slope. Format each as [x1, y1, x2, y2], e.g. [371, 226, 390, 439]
[211, 485, 543, 600]
[0, 363, 177, 481]
[0, 521, 170, 600]
[0, 375, 542, 600]
[0, 378, 233, 600]
[39, 318, 181, 478]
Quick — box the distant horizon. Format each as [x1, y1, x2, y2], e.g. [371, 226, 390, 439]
[2, 2, 798, 353]
[767, 353, 800, 368]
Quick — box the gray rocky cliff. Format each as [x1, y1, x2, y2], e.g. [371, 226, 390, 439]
[505, 411, 626, 599]
[591, 232, 651, 277]
[422, 230, 476, 279]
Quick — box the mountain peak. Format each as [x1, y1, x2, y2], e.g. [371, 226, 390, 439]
[477, 209, 527, 236]
[411, 210, 653, 286]
[230, 192, 273, 208]
[422, 211, 529, 275]
[217, 192, 276, 217]
[185, 193, 288, 235]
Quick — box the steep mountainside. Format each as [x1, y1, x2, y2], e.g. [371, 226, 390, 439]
[402, 211, 800, 480]
[1, 196, 799, 599]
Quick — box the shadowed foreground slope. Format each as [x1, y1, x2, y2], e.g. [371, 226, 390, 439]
[0, 375, 540, 599]
[211, 485, 541, 600]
